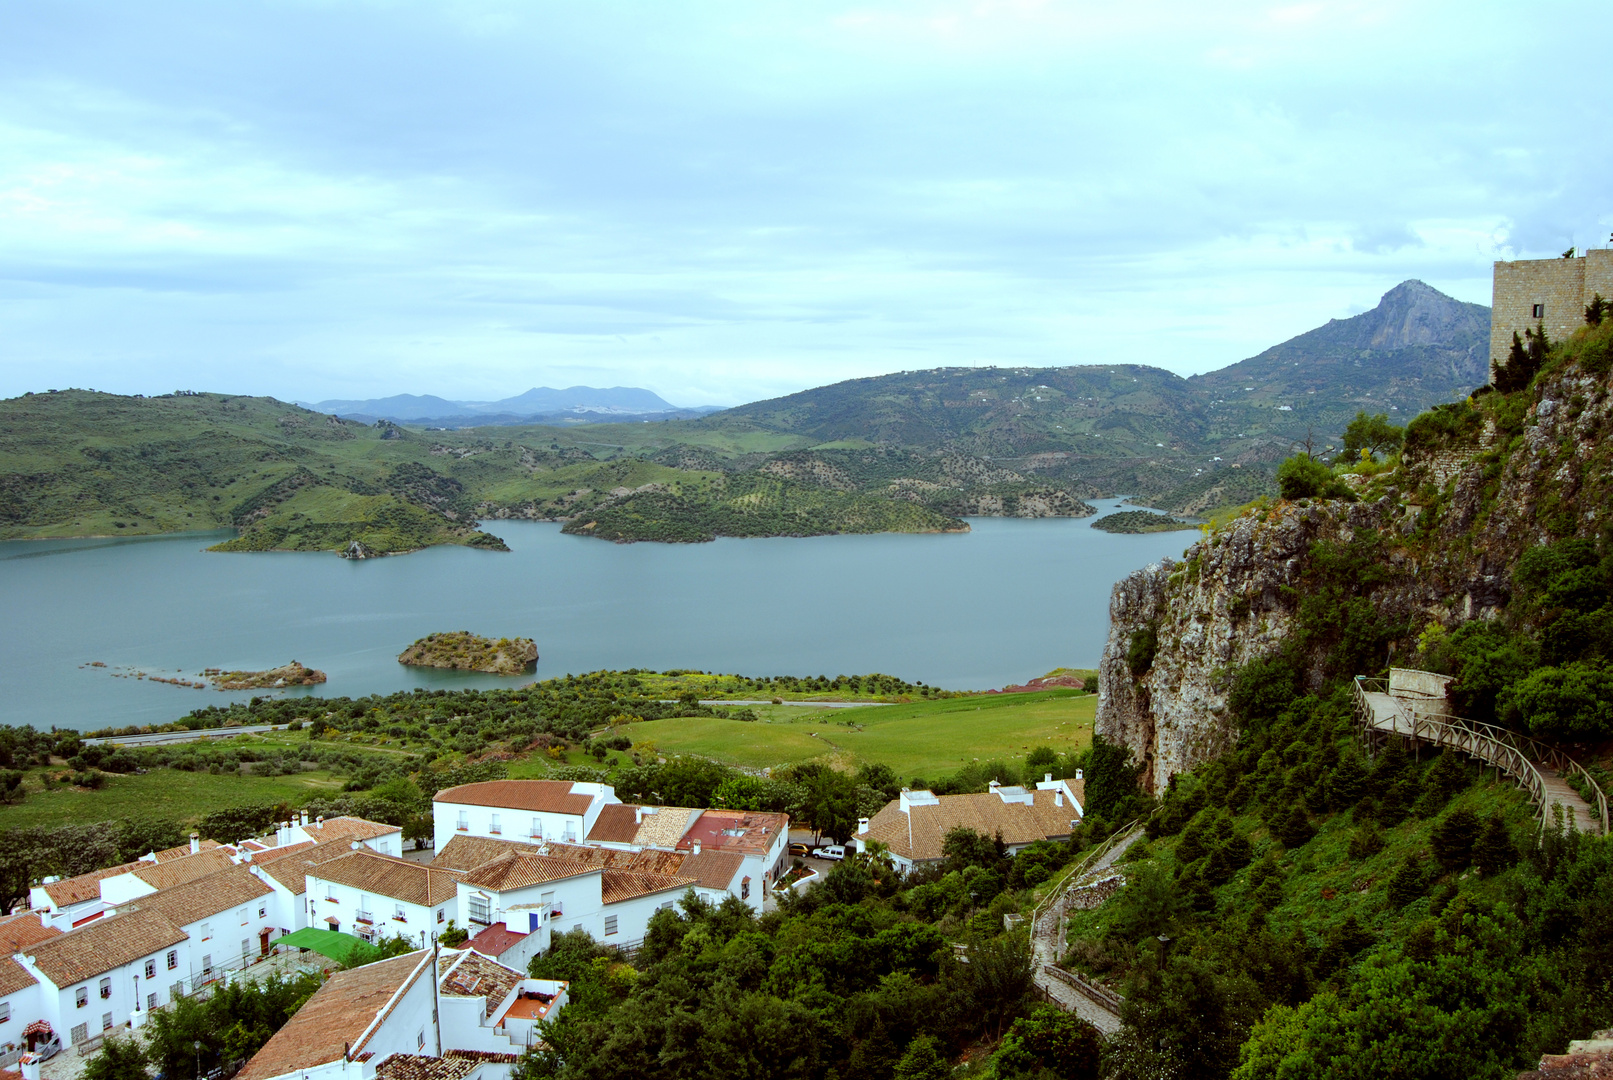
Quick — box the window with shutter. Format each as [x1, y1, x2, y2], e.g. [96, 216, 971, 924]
[604, 916, 618, 936]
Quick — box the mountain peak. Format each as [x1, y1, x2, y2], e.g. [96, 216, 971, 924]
[1361, 279, 1486, 351]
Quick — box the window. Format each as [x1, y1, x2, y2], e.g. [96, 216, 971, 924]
[75, 987, 87, 1008]
[468, 894, 491, 925]
[530, 818, 542, 839]
[146, 993, 156, 1011]
[457, 811, 469, 831]
[741, 878, 751, 901]
[540, 890, 556, 915]
[200, 921, 212, 941]
[604, 915, 618, 936]
[326, 886, 336, 902]
[572, 923, 582, 933]
[0, 1002, 9, 1023]
[70, 1024, 87, 1046]
[101, 1013, 112, 1032]
[394, 905, 406, 921]
[489, 813, 501, 835]
[144, 959, 156, 979]
[417, 1028, 426, 1051]
[202, 954, 212, 976]
[437, 909, 445, 924]
[658, 901, 674, 911]
[258, 905, 266, 918]
[1533, 303, 1545, 318]
[99, 977, 111, 999]
[564, 823, 577, 842]
[167, 950, 177, 970]
[241, 938, 250, 960]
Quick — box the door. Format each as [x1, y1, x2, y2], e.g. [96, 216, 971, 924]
[259, 928, 272, 956]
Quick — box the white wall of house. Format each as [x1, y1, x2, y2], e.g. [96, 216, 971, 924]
[457, 872, 597, 941]
[19, 940, 190, 1048]
[97, 874, 160, 908]
[0, 981, 43, 1051]
[430, 783, 619, 853]
[600, 888, 686, 946]
[304, 875, 452, 950]
[246, 868, 307, 938]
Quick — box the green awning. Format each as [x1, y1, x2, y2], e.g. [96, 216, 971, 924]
[269, 928, 367, 962]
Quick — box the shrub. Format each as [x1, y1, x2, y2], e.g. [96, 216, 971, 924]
[1385, 856, 1426, 908]
[1499, 661, 1613, 741]
[1277, 453, 1351, 500]
[1430, 807, 1480, 873]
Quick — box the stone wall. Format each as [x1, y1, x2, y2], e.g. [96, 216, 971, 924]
[1490, 250, 1613, 378]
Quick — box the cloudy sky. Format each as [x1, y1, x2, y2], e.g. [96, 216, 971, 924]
[0, 1, 1606, 407]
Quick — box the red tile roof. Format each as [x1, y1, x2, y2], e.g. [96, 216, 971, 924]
[583, 803, 639, 844]
[235, 952, 434, 1080]
[255, 839, 357, 894]
[436, 950, 524, 1018]
[600, 868, 696, 905]
[0, 958, 38, 997]
[120, 866, 273, 928]
[22, 909, 187, 985]
[460, 852, 597, 892]
[39, 861, 144, 908]
[467, 922, 528, 961]
[302, 817, 402, 843]
[0, 912, 60, 954]
[432, 780, 595, 816]
[308, 851, 464, 907]
[675, 809, 788, 857]
[430, 835, 543, 873]
[372, 1055, 477, 1080]
[678, 850, 745, 891]
[130, 849, 238, 891]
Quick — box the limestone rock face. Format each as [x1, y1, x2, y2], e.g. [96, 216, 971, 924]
[1095, 356, 1613, 793]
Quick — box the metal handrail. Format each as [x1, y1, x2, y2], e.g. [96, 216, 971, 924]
[1352, 676, 1608, 834]
[1030, 819, 1140, 935]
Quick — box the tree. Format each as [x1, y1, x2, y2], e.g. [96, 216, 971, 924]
[1385, 856, 1425, 908]
[1588, 293, 1608, 326]
[1430, 807, 1480, 873]
[438, 919, 469, 947]
[1277, 453, 1353, 501]
[1083, 735, 1146, 821]
[1473, 813, 1517, 877]
[82, 1034, 149, 1080]
[893, 1035, 950, 1080]
[941, 826, 1003, 874]
[1342, 412, 1405, 460]
[795, 767, 860, 842]
[0, 771, 23, 805]
[992, 1005, 1101, 1079]
[403, 813, 434, 850]
[1499, 661, 1613, 741]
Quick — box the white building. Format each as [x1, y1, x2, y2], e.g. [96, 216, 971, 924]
[303, 850, 464, 948]
[0, 913, 60, 1053]
[432, 780, 619, 853]
[13, 908, 188, 1047]
[245, 814, 405, 858]
[853, 775, 1086, 873]
[235, 948, 560, 1080]
[116, 865, 276, 980]
[27, 839, 225, 930]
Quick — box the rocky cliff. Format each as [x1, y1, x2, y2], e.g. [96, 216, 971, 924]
[1097, 324, 1613, 791]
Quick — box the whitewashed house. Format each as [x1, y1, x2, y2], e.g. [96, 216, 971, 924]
[116, 865, 276, 982]
[27, 839, 225, 930]
[853, 776, 1087, 873]
[303, 850, 464, 948]
[456, 850, 695, 950]
[13, 908, 188, 1047]
[235, 948, 559, 1080]
[0, 913, 59, 1053]
[432, 780, 619, 852]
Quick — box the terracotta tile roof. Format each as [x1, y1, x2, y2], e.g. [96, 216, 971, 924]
[130, 849, 237, 891]
[236, 952, 434, 1080]
[583, 803, 638, 844]
[250, 840, 315, 865]
[857, 789, 1080, 863]
[539, 842, 689, 877]
[154, 840, 221, 861]
[674, 809, 788, 857]
[430, 835, 543, 873]
[302, 817, 402, 843]
[373, 1054, 477, 1080]
[256, 840, 357, 894]
[40, 860, 144, 908]
[467, 923, 527, 961]
[121, 865, 272, 928]
[443, 1051, 520, 1065]
[22, 908, 187, 985]
[309, 851, 464, 908]
[0, 912, 60, 953]
[460, 852, 597, 892]
[0, 958, 39, 997]
[600, 868, 696, 906]
[432, 780, 595, 816]
[436, 949, 523, 1017]
[678, 850, 745, 891]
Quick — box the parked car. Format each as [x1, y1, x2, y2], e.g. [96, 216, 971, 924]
[788, 843, 810, 858]
[814, 845, 847, 861]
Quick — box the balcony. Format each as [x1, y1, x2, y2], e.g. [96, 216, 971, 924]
[355, 911, 374, 925]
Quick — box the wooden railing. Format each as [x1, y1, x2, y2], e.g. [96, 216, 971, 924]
[1352, 676, 1609, 835]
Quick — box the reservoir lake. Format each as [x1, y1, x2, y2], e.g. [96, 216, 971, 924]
[0, 500, 1195, 731]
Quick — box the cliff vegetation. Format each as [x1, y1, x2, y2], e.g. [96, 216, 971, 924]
[397, 632, 539, 674]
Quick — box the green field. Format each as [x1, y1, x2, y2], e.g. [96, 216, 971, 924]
[0, 767, 348, 830]
[627, 690, 1096, 779]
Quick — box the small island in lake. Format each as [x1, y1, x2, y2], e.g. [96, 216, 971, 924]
[205, 660, 327, 690]
[398, 631, 539, 675]
[1090, 510, 1198, 534]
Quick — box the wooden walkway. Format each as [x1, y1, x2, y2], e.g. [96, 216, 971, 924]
[1353, 671, 1607, 835]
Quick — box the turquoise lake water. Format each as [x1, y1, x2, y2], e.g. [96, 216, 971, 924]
[0, 500, 1195, 731]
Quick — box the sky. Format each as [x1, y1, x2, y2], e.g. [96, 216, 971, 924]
[0, 1, 1607, 408]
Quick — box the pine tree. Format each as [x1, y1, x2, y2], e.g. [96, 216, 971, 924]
[1386, 855, 1426, 907]
[1431, 807, 1481, 873]
[1473, 812, 1518, 877]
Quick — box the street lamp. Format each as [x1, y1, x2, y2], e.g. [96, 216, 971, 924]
[194, 1040, 202, 1080]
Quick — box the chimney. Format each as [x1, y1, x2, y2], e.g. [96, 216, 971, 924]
[988, 780, 1000, 792]
[189, 832, 199, 855]
[301, 811, 310, 827]
[1055, 790, 1063, 807]
[857, 817, 869, 834]
[316, 816, 324, 830]
[634, 807, 644, 825]
[1044, 773, 1052, 783]
[1075, 769, 1084, 781]
[692, 840, 701, 855]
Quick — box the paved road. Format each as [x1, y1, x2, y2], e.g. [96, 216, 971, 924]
[1031, 825, 1144, 1036]
[84, 724, 283, 747]
[697, 699, 893, 709]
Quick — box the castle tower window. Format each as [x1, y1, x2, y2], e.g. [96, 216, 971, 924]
[1533, 303, 1545, 318]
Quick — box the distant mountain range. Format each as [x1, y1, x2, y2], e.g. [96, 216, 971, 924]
[301, 386, 721, 425]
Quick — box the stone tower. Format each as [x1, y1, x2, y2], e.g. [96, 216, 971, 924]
[1490, 249, 1613, 381]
